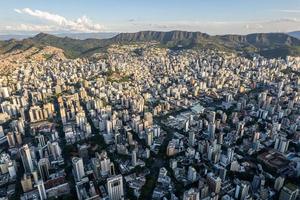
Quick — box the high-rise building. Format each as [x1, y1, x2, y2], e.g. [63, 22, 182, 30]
[208, 111, 216, 123]
[274, 176, 285, 192]
[106, 120, 113, 134]
[32, 170, 39, 184]
[6, 132, 16, 147]
[47, 141, 62, 160]
[208, 122, 216, 140]
[107, 174, 124, 200]
[38, 158, 50, 181]
[144, 112, 153, 127]
[29, 106, 45, 122]
[187, 166, 197, 182]
[207, 173, 221, 194]
[60, 106, 67, 124]
[0, 126, 4, 138]
[98, 151, 114, 176]
[127, 132, 133, 145]
[219, 167, 227, 181]
[235, 181, 250, 200]
[78, 144, 89, 161]
[20, 144, 34, 173]
[37, 180, 47, 200]
[114, 132, 122, 145]
[217, 132, 224, 145]
[36, 134, 45, 147]
[72, 157, 85, 182]
[146, 131, 153, 146]
[21, 174, 33, 192]
[252, 175, 262, 192]
[132, 149, 137, 167]
[227, 148, 234, 163]
[279, 183, 299, 200]
[15, 131, 22, 145]
[274, 137, 290, 154]
[183, 188, 200, 200]
[0, 87, 9, 98]
[7, 161, 16, 178]
[189, 131, 195, 146]
[43, 103, 55, 119]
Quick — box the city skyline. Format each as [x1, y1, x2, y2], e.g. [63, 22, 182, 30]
[0, 0, 300, 35]
[0, 1, 299, 200]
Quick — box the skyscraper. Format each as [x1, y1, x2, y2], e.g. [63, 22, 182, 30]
[207, 173, 221, 194]
[146, 131, 153, 146]
[47, 141, 62, 160]
[132, 149, 137, 167]
[7, 161, 16, 178]
[235, 181, 250, 200]
[279, 183, 299, 200]
[38, 158, 50, 181]
[37, 180, 47, 200]
[6, 132, 16, 147]
[208, 122, 216, 141]
[21, 174, 33, 192]
[20, 144, 34, 173]
[144, 112, 153, 127]
[0, 126, 4, 138]
[72, 157, 85, 182]
[15, 131, 22, 145]
[107, 174, 124, 200]
[274, 176, 285, 192]
[98, 151, 114, 176]
[36, 134, 45, 147]
[189, 131, 195, 146]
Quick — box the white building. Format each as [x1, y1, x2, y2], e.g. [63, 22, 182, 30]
[107, 174, 124, 200]
[72, 157, 85, 182]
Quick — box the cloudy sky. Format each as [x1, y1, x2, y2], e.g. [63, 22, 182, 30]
[0, 0, 300, 35]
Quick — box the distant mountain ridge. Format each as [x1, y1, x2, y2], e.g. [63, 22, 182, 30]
[288, 31, 300, 39]
[111, 31, 210, 42]
[113, 31, 300, 46]
[0, 32, 118, 40]
[0, 30, 299, 59]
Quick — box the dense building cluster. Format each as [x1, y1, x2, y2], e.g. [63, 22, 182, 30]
[0, 43, 299, 200]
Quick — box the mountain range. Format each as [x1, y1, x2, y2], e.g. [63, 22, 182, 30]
[288, 31, 300, 40]
[0, 30, 300, 59]
[0, 32, 118, 41]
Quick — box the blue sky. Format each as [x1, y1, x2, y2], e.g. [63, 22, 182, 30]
[0, 0, 300, 34]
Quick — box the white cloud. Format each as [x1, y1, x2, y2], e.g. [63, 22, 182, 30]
[121, 18, 300, 35]
[4, 8, 300, 34]
[14, 9, 22, 14]
[13, 8, 104, 32]
[276, 9, 300, 13]
[5, 24, 56, 32]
